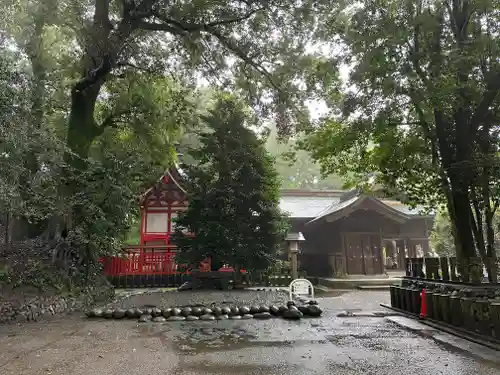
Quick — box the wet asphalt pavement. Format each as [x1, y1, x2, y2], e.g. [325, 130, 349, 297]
[1, 290, 500, 375]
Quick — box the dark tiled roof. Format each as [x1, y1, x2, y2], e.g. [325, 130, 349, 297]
[279, 196, 340, 218]
[279, 191, 430, 219]
[307, 195, 410, 225]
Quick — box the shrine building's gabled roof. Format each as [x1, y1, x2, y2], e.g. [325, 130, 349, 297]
[306, 194, 410, 225]
[140, 165, 186, 205]
[279, 189, 430, 220]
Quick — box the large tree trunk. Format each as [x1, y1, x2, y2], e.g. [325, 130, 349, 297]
[449, 188, 477, 282]
[485, 211, 497, 282]
[62, 84, 103, 232]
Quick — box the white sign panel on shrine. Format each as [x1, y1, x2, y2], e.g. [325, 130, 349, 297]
[289, 279, 315, 300]
[146, 212, 168, 233]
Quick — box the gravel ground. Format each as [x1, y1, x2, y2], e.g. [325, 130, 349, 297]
[107, 289, 296, 310]
[1, 290, 499, 375]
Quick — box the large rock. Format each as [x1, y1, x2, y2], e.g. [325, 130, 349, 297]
[153, 316, 166, 323]
[258, 305, 270, 313]
[104, 309, 114, 319]
[269, 305, 280, 316]
[239, 306, 250, 315]
[202, 308, 213, 315]
[241, 314, 254, 320]
[200, 314, 216, 321]
[161, 308, 171, 318]
[152, 308, 162, 317]
[230, 306, 240, 316]
[93, 309, 104, 318]
[181, 307, 192, 317]
[112, 309, 126, 319]
[186, 315, 199, 321]
[167, 315, 186, 321]
[139, 314, 152, 323]
[171, 308, 182, 316]
[221, 307, 231, 315]
[125, 309, 136, 319]
[217, 314, 229, 320]
[283, 307, 303, 320]
[230, 315, 242, 320]
[85, 309, 96, 318]
[298, 306, 309, 315]
[212, 307, 223, 316]
[278, 306, 288, 315]
[250, 305, 260, 314]
[191, 307, 203, 317]
[305, 305, 323, 317]
[144, 308, 153, 316]
[254, 312, 272, 320]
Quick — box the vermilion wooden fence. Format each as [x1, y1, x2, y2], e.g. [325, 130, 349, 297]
[100, 245, 250, 287]
[101, 245, 211, 275]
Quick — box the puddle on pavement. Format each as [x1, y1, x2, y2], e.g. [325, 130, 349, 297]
[174, 361, 284, 375]
[137, 321, 330, 354]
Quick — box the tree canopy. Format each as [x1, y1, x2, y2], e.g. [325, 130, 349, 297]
[303, 0, 500, 281]
[173, 96, 288, 273]
[265, 124, 346, 189]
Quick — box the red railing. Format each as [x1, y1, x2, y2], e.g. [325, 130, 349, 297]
[100, 245, 211, 276]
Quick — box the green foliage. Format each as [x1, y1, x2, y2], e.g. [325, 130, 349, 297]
[173, 95, 289, 272]
[429, 209, 456, 257]
[0, 47, 63, 224]
[266, 124, 346, 189]
[305, 0, 500, 202]
[431, 209, 500, 257]
[303, 0, 500, 279]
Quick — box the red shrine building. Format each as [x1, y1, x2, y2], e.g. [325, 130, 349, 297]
[139, 166, 188, 247]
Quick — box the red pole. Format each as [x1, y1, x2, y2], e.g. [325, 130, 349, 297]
[419, 288, 427, 319]
[140, 206, 145, 245]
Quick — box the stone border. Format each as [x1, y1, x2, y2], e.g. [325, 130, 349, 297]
[87, 300, 323, 322]
[0, 283, 115, 324]
[0, 295, 86, 324]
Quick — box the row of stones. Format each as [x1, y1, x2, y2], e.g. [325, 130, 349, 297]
[87, 301, 323, 322]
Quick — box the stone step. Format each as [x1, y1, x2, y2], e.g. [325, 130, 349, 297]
[356, 285, 392, 290]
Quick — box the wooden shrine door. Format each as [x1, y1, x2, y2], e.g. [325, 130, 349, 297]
[344, 234, 364, 275]
[344, 233, 383, 275]
[361, 234, 383, 275]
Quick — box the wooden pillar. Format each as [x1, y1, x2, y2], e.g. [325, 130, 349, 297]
[290, 248, 299, 280]
[406, 238, 417, 258]
[395, 239, 406, 270]
[139, 206, 146, 245]
[420, 238, 430, 256]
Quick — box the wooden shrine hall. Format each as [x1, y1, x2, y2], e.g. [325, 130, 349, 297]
[280, 190, 434, 277]
[103, 165, 434, 282]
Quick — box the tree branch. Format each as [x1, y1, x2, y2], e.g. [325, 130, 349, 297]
[470, 74, 500, 130]
[72, 54, 113, 93]
[203, 26, 280, 90]
[116, 61, 160, 75]
[152, 7, 266, 32]
[135, 20, 185, 35]
[137, 6, 279, 89]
